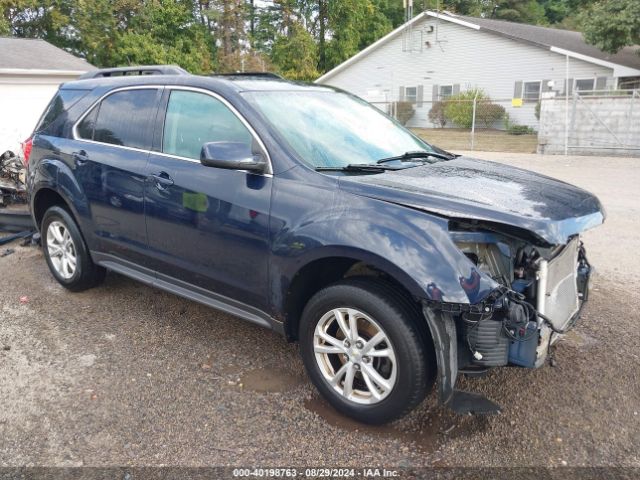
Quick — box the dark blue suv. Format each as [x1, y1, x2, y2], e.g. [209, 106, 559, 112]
[26, 66, 603, 424]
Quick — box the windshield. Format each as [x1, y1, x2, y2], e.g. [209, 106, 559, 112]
[243, 90, 434, 168]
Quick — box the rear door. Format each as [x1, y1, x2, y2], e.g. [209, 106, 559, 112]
[74, 87, 161, 264]
[144, 88, 273, 312]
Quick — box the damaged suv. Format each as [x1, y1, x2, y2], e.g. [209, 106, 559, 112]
[26, 66, 603, 424]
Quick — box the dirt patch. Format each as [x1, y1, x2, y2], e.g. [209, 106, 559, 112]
[240, 367, 304, 393]
[412, 128, 538, 153]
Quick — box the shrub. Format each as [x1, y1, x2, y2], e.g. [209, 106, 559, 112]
[393, 101, 415, 126]
[443, 88, 504, 129]
[428, 101, 448, 128]
[476, 102, 506, 128]
[507, 124, 536, 135]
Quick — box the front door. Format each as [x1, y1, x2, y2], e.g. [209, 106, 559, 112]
[144, 88, 272, 312]
[73, 87, 161, 264]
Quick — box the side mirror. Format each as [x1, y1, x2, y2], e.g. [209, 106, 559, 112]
[200, 141, 266, 173]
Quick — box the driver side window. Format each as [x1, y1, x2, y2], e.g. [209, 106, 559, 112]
[162, 90, 252, 160]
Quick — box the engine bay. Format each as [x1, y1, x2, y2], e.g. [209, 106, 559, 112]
[451, 229, 591, 370]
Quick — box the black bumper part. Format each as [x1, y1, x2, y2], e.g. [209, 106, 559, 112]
[422, 305, 501, 415]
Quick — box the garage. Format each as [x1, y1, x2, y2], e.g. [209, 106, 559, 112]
[0, 37, 94, 154]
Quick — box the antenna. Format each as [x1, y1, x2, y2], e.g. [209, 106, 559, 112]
[404, 0, 413, 22]
[403, 0, 414, 52]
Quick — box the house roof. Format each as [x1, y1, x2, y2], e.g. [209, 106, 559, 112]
[454, 14, 640, 72]
[317, 11, 640, 82]
[0, 37, 95, 74]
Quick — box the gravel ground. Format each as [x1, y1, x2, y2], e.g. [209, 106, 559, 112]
[0, 153, 639, 468]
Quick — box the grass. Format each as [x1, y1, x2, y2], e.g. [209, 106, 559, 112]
[411, 128, 538, 153]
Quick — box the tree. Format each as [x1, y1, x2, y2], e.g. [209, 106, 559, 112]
[488, 0, 546, 24]
[324, 0, 381, 71]
[443, 89, 505, 128]
[580, 0, 640, 54]
[112, 0, 214, 73]
[271, 21, 319, 80]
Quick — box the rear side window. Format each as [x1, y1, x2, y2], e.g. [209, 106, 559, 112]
[77, 89, 158, 150]
[35, 89, 90, 134]
[162, 90, 252, 160]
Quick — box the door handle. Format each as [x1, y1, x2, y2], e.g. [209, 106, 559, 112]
[150, 171, 174, 189]
[72, 150, 89, 165]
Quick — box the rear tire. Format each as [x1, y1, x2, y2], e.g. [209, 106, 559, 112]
[41, 206, 106, 291]
[299, 277, 434, 424]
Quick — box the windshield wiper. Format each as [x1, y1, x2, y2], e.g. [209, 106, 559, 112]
[315, 164, 392, 172]
[376, 150, 455, 164]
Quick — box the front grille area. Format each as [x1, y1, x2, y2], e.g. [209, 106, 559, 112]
[543, 237, 580, 331]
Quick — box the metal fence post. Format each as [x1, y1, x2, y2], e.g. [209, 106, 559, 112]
[471, 92, 478, 150]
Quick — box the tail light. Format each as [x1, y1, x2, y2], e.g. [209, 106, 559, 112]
[21, 137, 33, 166]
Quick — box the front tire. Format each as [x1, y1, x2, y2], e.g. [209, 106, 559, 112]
[41, 206, 106, 291]
[300, 278, 434, 424]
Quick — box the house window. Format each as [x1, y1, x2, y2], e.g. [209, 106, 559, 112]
[439, 85, 453, 99]
[575, 78, 595, 94]
[523, 81, 541, 101]
[405, 86, 417, 104]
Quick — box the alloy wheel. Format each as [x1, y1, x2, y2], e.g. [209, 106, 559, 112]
[313, 307, 397, 405]
[46, 220, 77, 280]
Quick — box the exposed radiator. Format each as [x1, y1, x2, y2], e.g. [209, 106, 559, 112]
[537, 237, 580, 331]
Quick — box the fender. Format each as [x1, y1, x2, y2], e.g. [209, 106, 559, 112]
[270, 183, 499, 313]
[29, 152, 96, 249]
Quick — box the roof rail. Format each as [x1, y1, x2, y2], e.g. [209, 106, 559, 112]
[78, 65, 190, 80]
[212, 72, 283, 79]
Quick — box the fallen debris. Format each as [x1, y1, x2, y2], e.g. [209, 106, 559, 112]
[0, 150, 27, 207]
[0, 229, 35, 245]
[1, 248, 14, 257]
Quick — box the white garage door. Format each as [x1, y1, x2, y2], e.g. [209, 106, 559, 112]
[0, 77, 72, 154]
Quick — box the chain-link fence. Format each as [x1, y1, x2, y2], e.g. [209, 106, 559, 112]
[371, 97, 540, 153]
[371, 89, 640, 156]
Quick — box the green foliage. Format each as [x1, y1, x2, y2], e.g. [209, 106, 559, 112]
[0, 14, 9, 35]
[507, 124, 536, 135]
[476, 102, 506, 128]
[0, 0, 618, 79]
[443, 89, 505, 129]
[490, 0, 547, 24]
[393, 101, 415, 126]
[428, 101, 448, 128]
[109, 0, 214, 74]
[324, 0, 374, 71]
[580, 0, 640, 54]
[271, 22, 319, 81]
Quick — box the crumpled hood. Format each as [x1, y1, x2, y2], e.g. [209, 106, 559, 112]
[338, 156, 605, 245]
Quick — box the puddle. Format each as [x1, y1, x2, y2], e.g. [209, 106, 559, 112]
[304, 396, 456, 454]
[240, 367, 304, 393]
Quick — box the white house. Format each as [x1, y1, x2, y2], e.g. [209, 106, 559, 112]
[0, 37, 95, 154]
[316, 11, 640, 129]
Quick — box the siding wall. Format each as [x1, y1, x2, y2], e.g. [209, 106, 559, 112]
[319, 17, 615, 128]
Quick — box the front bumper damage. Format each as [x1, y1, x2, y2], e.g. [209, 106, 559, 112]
[423, 237, 593, 415]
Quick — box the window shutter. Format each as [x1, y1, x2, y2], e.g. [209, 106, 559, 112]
[452, 84, 460, 95]
[417, 85, 424, 107]
[513, 81, 523, 98]
[432, 84, 439, 101]
[399, 86, 405, 101]
[595, 76, 607, 91]
[542, 79, 552, 92]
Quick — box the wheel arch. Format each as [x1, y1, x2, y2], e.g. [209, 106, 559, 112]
[281, 248, 428, 342]
[29, 157, 91, 233]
